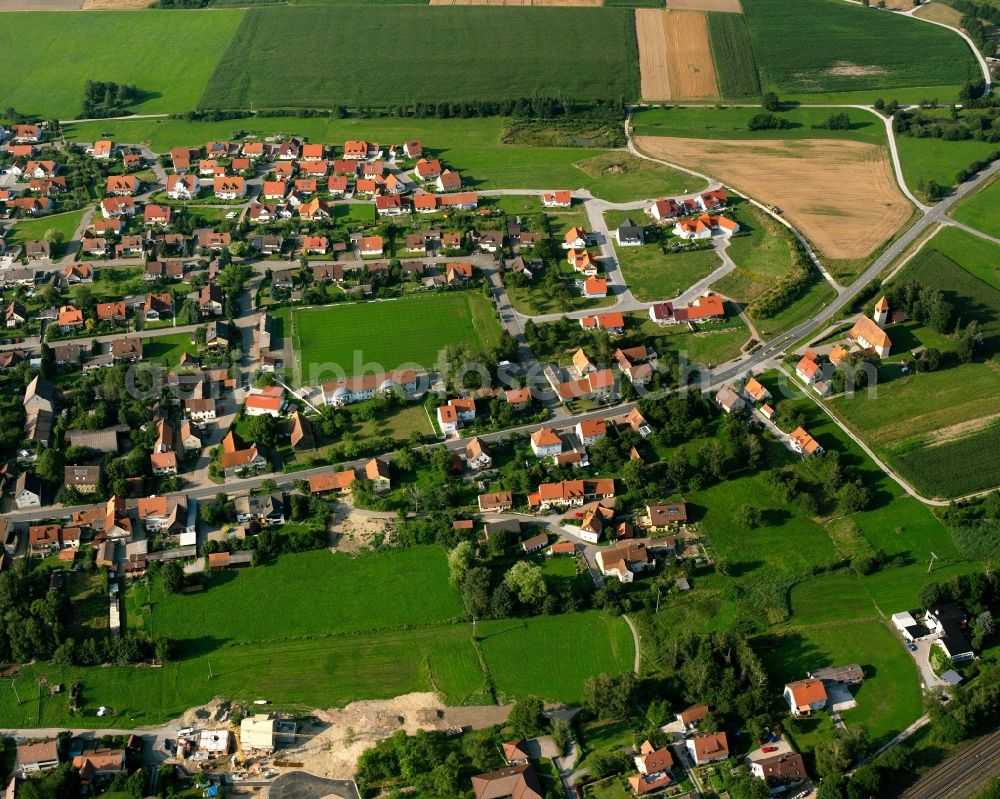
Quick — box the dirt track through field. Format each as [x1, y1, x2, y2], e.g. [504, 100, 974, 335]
[637, 9, 719, 100]
[668, 0, 742, 12]
[430, 0, 602, 5]
[635, 135, 913, 259]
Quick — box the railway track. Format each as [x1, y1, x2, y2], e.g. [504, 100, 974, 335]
[899, 727, 1000, 799]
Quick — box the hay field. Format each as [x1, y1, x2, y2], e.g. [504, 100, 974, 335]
[668, 0, 742, 11]
[634, 135, 912, 259]
[637, 9, 718, 99]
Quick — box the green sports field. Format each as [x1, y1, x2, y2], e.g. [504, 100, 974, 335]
[293, 292, 505, 377]
[199, 5, 637, 109]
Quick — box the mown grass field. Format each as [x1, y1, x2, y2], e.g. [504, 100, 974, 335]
[293, 292, 504, 377]
[1, 549, 635, 727]
[7, 209, 85, 251]
[896, 135, 999, 194]
[199, 5, 638, 109]
[640, 315, 751, 366]
[741, 0, 977, 97]
[829, 236, 1000, 497]
[140, 333, 199, 367]
[949, 175, 1000, 240]
[630, 105, 888, 143]
[757, 622, 923, 749]
[612, 240, 721, 302]
[0, 9, 245, 118]
[706, 13, 762, 98]
[925, 225, 1000, 292]
[127, 548, 464, 645]
[478, 612, 635, 704]
[65, 116, 699, 201]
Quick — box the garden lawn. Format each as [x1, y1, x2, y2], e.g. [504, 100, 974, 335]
[630, 105, 887, 144]
[139, 333, 198, 367]
[292, 292, 503, 378]
[896, 135, 999, 195]
[127, 547, 463, 645]
[199, 5, 638, 109]
[756, 621, 923, 749]
[949, 176, 1000, 242]
[477, 612, 634, 704]
[0, 9, 244, 118]
[741, 0, 976, 97]
[615, 243, 721, 302]
[63, 116, 698, 202]
[7, 209, 86, 250]
[640, 315, 751, 366]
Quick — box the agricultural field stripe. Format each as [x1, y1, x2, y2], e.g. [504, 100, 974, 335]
[198, 5, 639, 110]
[707, 12, 761, 98]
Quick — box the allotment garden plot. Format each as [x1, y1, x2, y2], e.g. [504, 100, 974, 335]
[292, 292, 504, 379]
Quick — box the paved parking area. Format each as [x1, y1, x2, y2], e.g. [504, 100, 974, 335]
[266, 771, 360, 799]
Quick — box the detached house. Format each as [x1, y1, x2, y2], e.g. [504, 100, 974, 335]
[143, 204, 172, 227]
[199, 284, 224, 316]
[235, 493, 285, 526]
[166, 174, 199, 200]
[687, 732, 729, 765]
[83, 237, 108, 259]
[784, 679, 827, 716]
[437, 397, 476, 436]
[530, 427, 563, 458]
[105, 175, 137, 196]
[543, 190, 572, 208]
[213, 176, 246, 200]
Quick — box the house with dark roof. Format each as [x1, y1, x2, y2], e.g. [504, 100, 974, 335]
[470, 764, 543, 799]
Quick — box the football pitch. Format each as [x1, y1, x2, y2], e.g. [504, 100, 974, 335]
[292, 292, 505, 378]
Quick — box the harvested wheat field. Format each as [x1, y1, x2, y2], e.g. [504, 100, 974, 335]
[637, 9, 719, 100]
[664, 11, 719, 98]
[0, 0, 81, 8]
[431, 0, 601, 5]
[668, 0, 742, 12]
[81, 0, 150, 7]
[635, 136, 913, 259]
[637, 8, 673, 98]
